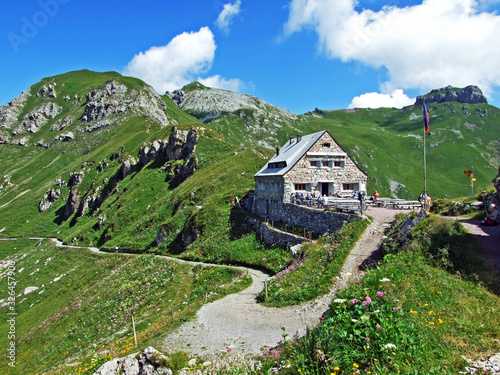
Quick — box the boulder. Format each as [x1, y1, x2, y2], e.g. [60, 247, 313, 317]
[93, 347, 172, 375]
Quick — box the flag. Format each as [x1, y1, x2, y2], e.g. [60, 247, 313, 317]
[423, 101, 430, 131]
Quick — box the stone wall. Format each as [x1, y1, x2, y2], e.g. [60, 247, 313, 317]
[277, 203, 356, 234]
[250, 219, 306, 247]
[251, 203, 358, 246]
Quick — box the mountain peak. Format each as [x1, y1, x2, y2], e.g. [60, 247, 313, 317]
[415, 85, 488, 106]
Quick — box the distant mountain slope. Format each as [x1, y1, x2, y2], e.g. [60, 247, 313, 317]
[297, 99, 499, 199]
[1, 71, 499, 250]
[165, 82, 299, 148]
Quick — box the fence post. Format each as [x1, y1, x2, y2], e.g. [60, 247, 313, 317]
[265, 280, 268, 301]
[132, 315, 137, 347]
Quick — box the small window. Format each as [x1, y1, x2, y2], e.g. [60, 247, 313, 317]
[295, 183, 306, 191]
[322, 143, 331, 148]
[277, 162, 286, 168]
[343, 183, 354, 191]
[310, 161, 319, 167]
[322, 160, 330, 167]
[334, 161, 342, 167]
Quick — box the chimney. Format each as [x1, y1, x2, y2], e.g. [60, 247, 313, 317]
[289, 137, 293, 145]
[275, 147, 280, 156]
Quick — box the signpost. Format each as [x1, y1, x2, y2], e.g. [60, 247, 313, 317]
[463, 167, 475, 196]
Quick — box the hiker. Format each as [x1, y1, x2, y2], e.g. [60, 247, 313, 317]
[481, 204, 500, 226]
[373, 190, 380, 201]
[424, 194, 433, 210]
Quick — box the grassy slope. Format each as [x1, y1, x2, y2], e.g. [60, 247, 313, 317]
[297, 104, 499, 199]
[0, 239, 251, 375]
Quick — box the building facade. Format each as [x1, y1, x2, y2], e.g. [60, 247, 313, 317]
[253, 130, 367, 217]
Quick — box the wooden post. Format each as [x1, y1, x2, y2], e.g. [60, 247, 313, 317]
[171, 306, 174, 321]
[265, 280, 268, 301]
[132, 315, 137, 347]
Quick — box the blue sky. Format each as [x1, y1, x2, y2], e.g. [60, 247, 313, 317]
[1, 0, 500, 114]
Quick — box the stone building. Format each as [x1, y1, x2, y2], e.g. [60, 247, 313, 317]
[253, 130, 367, 217]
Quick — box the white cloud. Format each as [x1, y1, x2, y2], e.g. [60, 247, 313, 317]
[123, 27, 216, 93]
[349, 89, 415, 109]
[215, 0, 242, 33]
[284, 0, 500, 97]
[198, 75, 244, 92]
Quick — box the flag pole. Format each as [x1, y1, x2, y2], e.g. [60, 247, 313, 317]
[423, 110, 427, 194]
[423, 98, 429, 194]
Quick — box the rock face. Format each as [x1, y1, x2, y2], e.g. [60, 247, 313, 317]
[415, 85, 488, 106]
[93, 347, 172, 375]
[81, 80, 171, 129]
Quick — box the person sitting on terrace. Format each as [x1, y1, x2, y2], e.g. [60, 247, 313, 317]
[353, 191, 358, 198]
[482, 204, 500, 226]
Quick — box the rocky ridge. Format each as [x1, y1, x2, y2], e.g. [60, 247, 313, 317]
[51, 126, 199, 222]
[166, 83, 298, 149]
[415, 85, 488, 106]
[0, 78, 174, 147]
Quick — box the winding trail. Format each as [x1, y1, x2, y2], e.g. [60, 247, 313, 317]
[160, 207, 398, 356]
[16, 208, 399, 356]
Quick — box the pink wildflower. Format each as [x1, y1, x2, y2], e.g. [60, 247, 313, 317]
[351, 299, 361, 304]
[376, 324, 381, 329]
[376, 291, 387, 298]
[355, 281, 360, 285]
[365, 337, 370, 342]
[393, 307, 400, 312]
[364, 296, 372, 305]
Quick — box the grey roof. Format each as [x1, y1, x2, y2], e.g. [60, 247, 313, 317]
[254, 131, 327, 177]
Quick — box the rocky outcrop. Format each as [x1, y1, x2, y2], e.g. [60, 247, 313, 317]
[68, 172, 85, 187]
[81, 81, 130, 123]
[81, 80, 171, 129]
[138, 127, 199, 181]
[63, 186, 81, 221]
[165, 89, 186, 106]
[382, 209, 427, 251]
[415, 85, 488, 106]
[58, 127, 198, 222]
[38, 188, 61, 212]
[12, 102, 62, 135]
[93, 347, 172, 375]
[37, 83, 57, 98]
[0, 91, 30, 131]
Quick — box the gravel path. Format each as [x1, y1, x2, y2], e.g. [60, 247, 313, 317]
[160, 207, 399, 356]
[445, 216, 500, 274]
